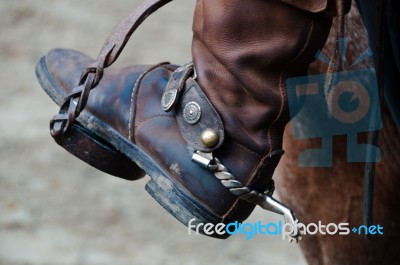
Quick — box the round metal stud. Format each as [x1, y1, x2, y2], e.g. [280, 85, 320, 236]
[200, 128, 219, 148]
[183, 101, 201, 124]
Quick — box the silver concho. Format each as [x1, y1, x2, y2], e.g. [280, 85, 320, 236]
[183, 101, 201, 124]
[161, 88, 178, 112]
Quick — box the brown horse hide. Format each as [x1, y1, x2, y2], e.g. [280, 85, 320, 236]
[277, 2, 400, 265]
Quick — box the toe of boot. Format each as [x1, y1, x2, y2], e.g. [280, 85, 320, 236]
[36, 48, 146, 180]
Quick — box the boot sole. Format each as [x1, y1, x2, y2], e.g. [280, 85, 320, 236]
[35, 57, 226, 238]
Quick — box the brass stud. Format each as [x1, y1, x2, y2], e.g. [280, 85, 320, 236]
[200, 128, 219, 148]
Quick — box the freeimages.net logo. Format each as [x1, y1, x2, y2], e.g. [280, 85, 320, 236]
[188, 218, 384, 240]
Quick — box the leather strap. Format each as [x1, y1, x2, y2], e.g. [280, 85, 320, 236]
[51, 0, 173, 137]
[363, 0, 387, 237]
[99, 0, 173, 69]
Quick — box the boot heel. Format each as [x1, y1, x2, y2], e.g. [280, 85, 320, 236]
[145, 174, 228, 238]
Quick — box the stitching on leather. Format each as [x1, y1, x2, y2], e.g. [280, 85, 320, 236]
[231, 138, 262, 157]
[222, 153, 272, 220]
[134, 114, 175, 130]
[128, 64, 171, 141]
[129, 70, 150, 141]
[244, 151, 280, 188]
[267, 19, 315, 153]
[224, 19, 316, 219]
[160, 64, 177, 71]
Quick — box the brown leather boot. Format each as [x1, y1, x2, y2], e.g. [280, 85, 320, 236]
[36, 0, 333, 239]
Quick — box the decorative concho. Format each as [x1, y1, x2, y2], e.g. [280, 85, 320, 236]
[183, 101, 201, 124]
[161, 88, 178, 112]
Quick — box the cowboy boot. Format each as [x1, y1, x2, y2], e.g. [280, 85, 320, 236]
[36, 0, 333, 239]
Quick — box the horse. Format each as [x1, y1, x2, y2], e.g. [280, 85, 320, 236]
[276, 2, 400, 264]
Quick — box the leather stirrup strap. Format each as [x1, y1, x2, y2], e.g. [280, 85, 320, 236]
[323, 0, 381, 235]
[333, 0, 383, 235]
[50, 0, 173, 137]
[100, 0, 173, 68]
[363, 0, 387, 237]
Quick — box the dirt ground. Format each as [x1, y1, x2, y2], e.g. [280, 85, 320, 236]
[0, 0, 306, 264]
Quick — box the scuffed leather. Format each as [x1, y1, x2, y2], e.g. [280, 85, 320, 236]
[176, 77, 225, 152]
[132, 64, 264, 216]
[280, 0, 352, 15]
[280, 0, 329, 13]
[44, 48, 263, 217]
[192, 0, 333, 156]
[43, 0, 337, 221]
[99, 0, 173, 67]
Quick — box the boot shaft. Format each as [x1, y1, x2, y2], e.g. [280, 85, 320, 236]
[192, 0, 332, 154]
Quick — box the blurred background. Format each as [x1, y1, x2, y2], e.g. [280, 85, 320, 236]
[0, 0, 306, 264]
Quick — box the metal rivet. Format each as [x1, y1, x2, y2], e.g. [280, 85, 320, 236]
[201, 128, 219, 148]
[183, 101, 201, 124]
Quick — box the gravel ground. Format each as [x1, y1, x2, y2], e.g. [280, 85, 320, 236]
[0, 0, 306, 264]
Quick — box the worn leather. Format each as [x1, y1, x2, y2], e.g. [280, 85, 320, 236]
[162, 64, 225, 152]
[192, 0, 332, 156]
[44, 49, 257, 218]
[280, 0, 351, 15]
[176, 77, 225, 152]
[281, 0, 329, 13]
[43, 0, 335, 221]
[100, 0, 173, 68]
